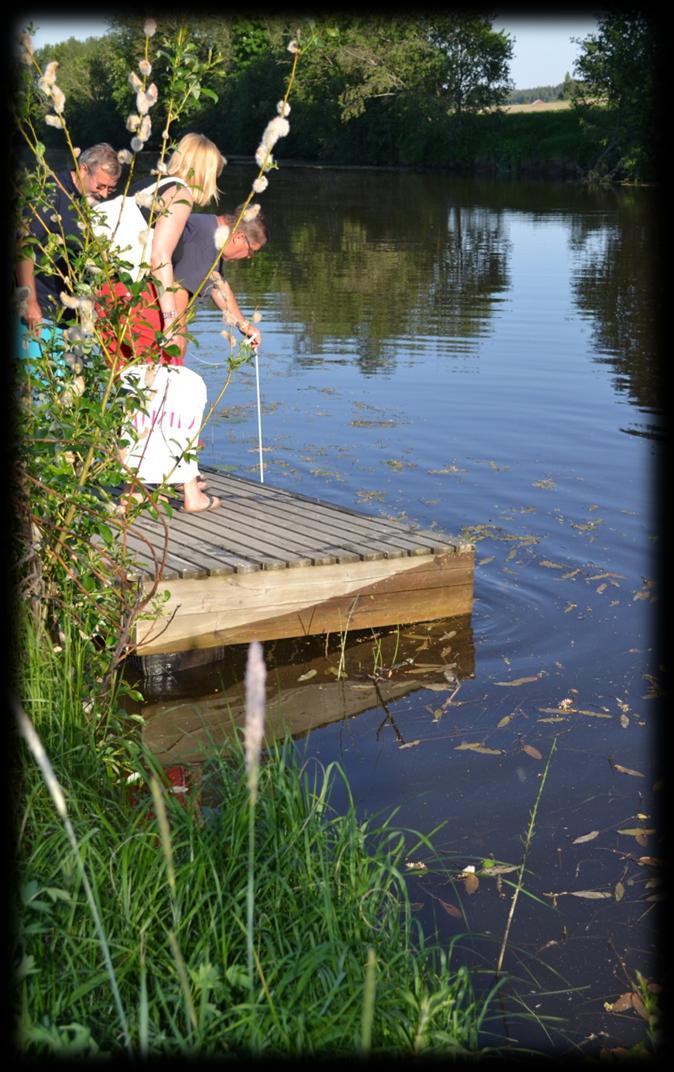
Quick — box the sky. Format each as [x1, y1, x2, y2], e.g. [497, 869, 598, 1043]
[19, 15, 599, 89]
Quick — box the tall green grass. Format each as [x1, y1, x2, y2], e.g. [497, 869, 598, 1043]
[15, 612, 497, 1057]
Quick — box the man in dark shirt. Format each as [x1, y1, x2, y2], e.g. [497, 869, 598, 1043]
[16, 143, 122, 335]
[171, 205, 269, 357]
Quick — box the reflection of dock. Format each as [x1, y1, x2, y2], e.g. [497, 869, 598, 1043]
[127, 470, 474, 656]
[141, 617, 475, 765]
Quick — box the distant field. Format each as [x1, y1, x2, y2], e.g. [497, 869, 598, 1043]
[502, 100, 573, 113]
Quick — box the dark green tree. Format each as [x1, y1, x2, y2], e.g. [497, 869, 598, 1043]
[573, 14, 661, 181]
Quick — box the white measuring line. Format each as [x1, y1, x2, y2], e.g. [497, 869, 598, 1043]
[253, 342, 264, 483]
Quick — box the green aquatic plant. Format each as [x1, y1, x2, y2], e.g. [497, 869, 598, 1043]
[15, 628, 495, 1055]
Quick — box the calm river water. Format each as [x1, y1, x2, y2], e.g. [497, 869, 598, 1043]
[138, 166, 662, 1055]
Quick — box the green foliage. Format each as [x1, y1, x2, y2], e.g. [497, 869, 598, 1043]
[15, 626, 490, 1056]
[18, 16, 658, 179]
[572, 14, 660, 181]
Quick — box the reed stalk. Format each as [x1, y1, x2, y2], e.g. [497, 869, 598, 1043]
[496, 737, 557, 977]
[15, 700, 132, 1055]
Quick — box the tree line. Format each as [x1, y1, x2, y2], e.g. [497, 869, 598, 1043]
[507, 74, 581, 104]
[17, 13, 661, 183]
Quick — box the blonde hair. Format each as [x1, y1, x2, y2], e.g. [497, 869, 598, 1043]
[166, 133, 226, 207]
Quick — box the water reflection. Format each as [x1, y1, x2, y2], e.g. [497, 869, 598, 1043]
[569, 190, 661, 425]
[219, 168, 659, 422]
[140, 616, 474, 765]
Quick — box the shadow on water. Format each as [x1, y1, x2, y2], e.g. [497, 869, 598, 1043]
[132, 616, 475, 765]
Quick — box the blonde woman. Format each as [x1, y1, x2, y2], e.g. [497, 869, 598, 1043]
[118, 133, 227, 512]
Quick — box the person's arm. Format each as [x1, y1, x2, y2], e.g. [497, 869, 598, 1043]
[209, 275, 261, 347]
[151, 185, 194, 327]
[16, 257, 43, 334]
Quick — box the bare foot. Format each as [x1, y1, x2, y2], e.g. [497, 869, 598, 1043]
[182, 477, 221, 512]
[183, 493, 222, 513]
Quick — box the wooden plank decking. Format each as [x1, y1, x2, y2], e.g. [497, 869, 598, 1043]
[127, 467, 474, 655]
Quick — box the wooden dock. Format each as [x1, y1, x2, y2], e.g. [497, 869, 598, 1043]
[125, 468, 474, 656]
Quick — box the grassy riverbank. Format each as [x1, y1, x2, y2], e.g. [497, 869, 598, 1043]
[464, 108, 610, 178]
[15, 614, 503, 1057]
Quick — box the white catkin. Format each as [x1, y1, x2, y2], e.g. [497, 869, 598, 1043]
[214, 224, 231, 250]
[136, 89, 150, 116]
[255, 145, 273, 171]
[51, 85, 66, 114]
[244, 641, 267, 802]
[134, 188, 155, 209]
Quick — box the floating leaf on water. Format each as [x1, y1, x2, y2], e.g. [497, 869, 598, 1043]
[620, 713, 630, 729]
[637, 857, 660, 868]
[605, 993, 635, 1014]
[617, 828, 654, 838]
[562, 568, 581, 580]
[405, 860, 427, 871]
[522, 744, 543, 761]
[631, 992, 649, 1021]
[572, 830, 599, 844]
[478, 555, 496, 566]
[539, 560, 566, 569]
[455, 742, 503, 756]
[495, 675, 541, 687]
[399, 740, 421, 750]
[614, 881, 625, 902]
[569, 890, 613, 899]
[575, 709, 612, 719]
[611, 762, 645, 778]
[480, 863, 518, 876]
[497, 713, 515, 729]
[297, 669, 317, 681]
[463, 873, 480, 895]
[564, 602, 578, 613]
[437, 899, 462, 919]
